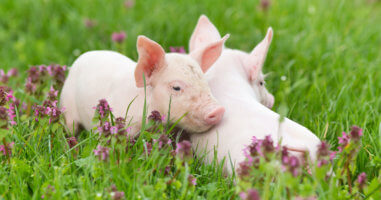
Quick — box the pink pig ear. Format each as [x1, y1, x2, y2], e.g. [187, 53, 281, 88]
[190, 34, 230, 73]
[244, 27, 273, 81]
[189, 15, 222, 52]
[135, 35, 166, 87]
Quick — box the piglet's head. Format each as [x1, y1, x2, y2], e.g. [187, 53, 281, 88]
[189, 15, 275, 109]
[135, 35, 228, 133]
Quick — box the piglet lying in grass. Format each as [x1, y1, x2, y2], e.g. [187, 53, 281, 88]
[60, 35, 229, 136]
[189, 16, 321, 174]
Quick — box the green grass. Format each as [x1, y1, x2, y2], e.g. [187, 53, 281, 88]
[0, 0, 380, 199]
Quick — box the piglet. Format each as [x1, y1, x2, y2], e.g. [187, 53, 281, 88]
[189, 16, 321, 174]
[60, 35, 229, 136]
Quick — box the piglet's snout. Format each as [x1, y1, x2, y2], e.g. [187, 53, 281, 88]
[204, 106, 225, 125]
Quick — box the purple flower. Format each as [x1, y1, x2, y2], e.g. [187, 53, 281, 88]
[124, 0, 135, 8]
[317, 142, 330, 157]
[7, 68, 18, 77]
[329, 151, 337, 161]
[110, 126, 118, 135]
[84, 18, 97, 28]
[261, 135, 274, 154]
[169, 46, 186, 54]
[98, 121, 112, 137]
[157, 134, 171, 149]
[7, 103, 17, 125]
[148, 110, 164, 122]
[94, 99, 112, 119]
[93, 145, 110, 161]
[281, 149, 300, 177]
[357, 172, 367, 189]
[112, 191, 125, 200]
[48, 86, 58, 100]
[237, 161, 251, 178]
[0, 69, 9, 83]
[350, 126, 363, 141]
[0, 88, 7, 106]
[110, 185, 125, 200]
[239, 188, 260, 200]
[25, 77, 36, 94]
[33, 105, 47, 121]
[112, 31, 126, 43]
[0, 106, 8, 121]
[27, 66, 41, 83]
[47, 65, 67, 84]
[317, 159, 329, 167]
[338, 132, 349, 152]
[45, 106, 63, 124]
[0, 142, 14, 156]
[188, 175, 197, 186]
[260, 0, 271, 11]
[176, 140, 192, 160]
[67, 137, 78, 149]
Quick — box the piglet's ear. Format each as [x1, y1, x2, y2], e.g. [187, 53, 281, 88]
[244, 27, 273, 81]
[189, 15, 222, 52]
[135, 35, 166, 87]
[190, 34, 229, 73]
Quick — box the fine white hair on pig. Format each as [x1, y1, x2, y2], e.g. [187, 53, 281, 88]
[188, 15, 321, 174]
[60, 35, 229, 136]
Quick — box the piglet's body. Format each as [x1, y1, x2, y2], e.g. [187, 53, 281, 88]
[189, 16, 321, 174]
[61, 35, 229, 136]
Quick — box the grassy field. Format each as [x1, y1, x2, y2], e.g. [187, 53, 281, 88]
[0, 0, 380, 199]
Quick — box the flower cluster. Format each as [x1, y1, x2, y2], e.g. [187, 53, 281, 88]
[110, 185, 125, 200]
[33, 87, 64, 123]
[0, 68, 18, 83]
[0, 142, 14, 156]
[237, 126, 371, 199]
[24, 64, 67, 95]
[93, 145, 110, 161]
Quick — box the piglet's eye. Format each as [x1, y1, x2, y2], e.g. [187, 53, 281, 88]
[259, 81, 264, 86]
[172, 86, 181, 91]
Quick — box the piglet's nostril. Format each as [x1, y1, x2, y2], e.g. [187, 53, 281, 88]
[204, 106, 225, 125]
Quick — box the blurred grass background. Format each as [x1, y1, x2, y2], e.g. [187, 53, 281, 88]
[0, 0, 380, 180]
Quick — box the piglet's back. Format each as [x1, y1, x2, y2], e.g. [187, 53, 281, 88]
[62, 50, 137, 130]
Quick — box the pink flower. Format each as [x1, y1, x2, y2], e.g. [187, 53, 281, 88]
[239, 188, 260, 200]
[110, 126, 118, 135]
[338, 132, 349, 152]
[0, 69, 9, 83]
[25, 77, 36, 94]
[48, 86, 58, 100]
[329, 151, 337, 161]
[7, 103, 17, 125]
[176, 140, 192, 160]
[350, 126, 363, 141]
[124, 0, 135, 8]
[112, 31, 126, 43]
[357, 172, 367, 189]
[0, 142, 14, 156]
[67, 137, 78, 148]
[260, 0, 271, 11]
[148, 110, 164, 122]
[169, 46, 186, 54]
[7, 68, 18, 77]
[188, 175, 197, 186]
[84, 18, 97, 28]
[94, 99, 112, 119]
[94, 145, 110, 161]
